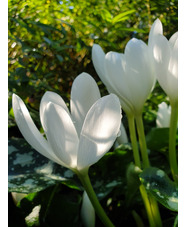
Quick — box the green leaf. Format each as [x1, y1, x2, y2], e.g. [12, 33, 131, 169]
[112, 10, 136, 24]
[56, 54, 64, 62]
[15, 67, 27, 77]
[43, 37, 52, 45]
[125, 162, 141, 205]
[140, 167, 178, 211]
[146, 128, 169, 151]
[18, 184, 83, 226]
[100, 9, 112, 22]
[117, 27, 146, 33]
[89, 143, 133, 199]
[8, 138, 80, 193]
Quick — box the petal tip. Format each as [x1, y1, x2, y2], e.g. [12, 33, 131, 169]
[12, 93, 19, 102]
[151, 18, 163, 35]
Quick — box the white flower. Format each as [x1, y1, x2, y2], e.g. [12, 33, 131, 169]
[156, 102, 171, 128]
[81, 191, 95, 227]
[92, 39, 156, 116]
[149, 19, 178, 104]
[12, 73, 122, 173]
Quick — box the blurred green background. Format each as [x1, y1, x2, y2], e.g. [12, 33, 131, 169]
[8, 0, 178, 136]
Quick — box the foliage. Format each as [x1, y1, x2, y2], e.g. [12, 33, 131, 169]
[8, 0, 178, 110]
[140, 167, 178, 211]
[8, 0, 178, 226]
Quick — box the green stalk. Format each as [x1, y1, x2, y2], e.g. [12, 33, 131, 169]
[139, 185, 156, 227]
[135, 114, 162, 227]
[127, 114, 159, 227]
[149, 194, 163, 227]
[169, 101, 178, 182]
[78, 171, 115, 227]
[127, 114, 141, 168]
[135, 115, 150, 168]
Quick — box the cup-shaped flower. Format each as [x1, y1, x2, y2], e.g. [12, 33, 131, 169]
[156, 102, 171, 128]
[149, 19, 178, 104]
[92, 39, 156, 116]
[81, 191, 95, 227]
[12, 73, 122, 174]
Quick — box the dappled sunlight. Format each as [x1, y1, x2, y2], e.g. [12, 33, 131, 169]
[153, 45, 163, 63]
[10, 5, 178, 224]
[77, 133, 115, 171]
[44, 102, 79, 169]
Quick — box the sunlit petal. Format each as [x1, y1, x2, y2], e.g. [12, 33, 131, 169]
[92, 44, 134, 115]
[12, 94, 64, 165]
[156, 102, 171, 128]
[92, 44, 105, 80]
[169, 32, 178, 48]
[70, 72, 101, 136]
[168, 37, 178, 101]
[148, 18, 163, 46]
[40, 91, 69, 131]
[104, 51, 134, 114]
[77, 94, 121, 171]
[151, 34, 176, 100]
[92, 44, 114, 93]
[44, 102, 79, 169]
[124, 38, 156, 112]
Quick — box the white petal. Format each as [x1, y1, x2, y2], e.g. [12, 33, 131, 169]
[104, 51, 134, 114]
[92, 44, 105, 80]
[70, 72, 101, 136]
[168, 36, 178, 102]
[12, 94, 63, 165]
[124, 38, 156, 112]
[148, 18, 163, 46]
[152, 34, 176, 100]
[125, 38, 150, 69]
[40, 91, 69, 131]
[125, 38, 154, 80]
[156, 102, 171, 128]
[92, 44, 114, 93]
[169, 32, 178, 48]
[44, 102, 79, 169]
[92, 44, 133, 115]
[152, 35, 171, 66]
[77, 94, 122, 171]
[81, 191, 95, 227]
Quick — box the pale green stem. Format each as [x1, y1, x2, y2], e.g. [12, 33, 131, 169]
[127, 114, 141, 168]
[135, 114, 150, 168]
[139, 185, 156, 227]
[169, 101, 178, 182]
[77, 171, 115, 227]
[149, 194, 163, 227]
[127, 114, 160, 227]
[135, 114, 162, 227]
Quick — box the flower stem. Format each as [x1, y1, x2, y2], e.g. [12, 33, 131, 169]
[127, 114, 161, 226]
[135, 114, 162, 227]
[149, 194, 162, 227]
[135, 115, 150, 168]
[139, 185, 156, 227]
[78, 172, 115, 227]
[127, 114, 141, 168]
[169, 101, 178, 182]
